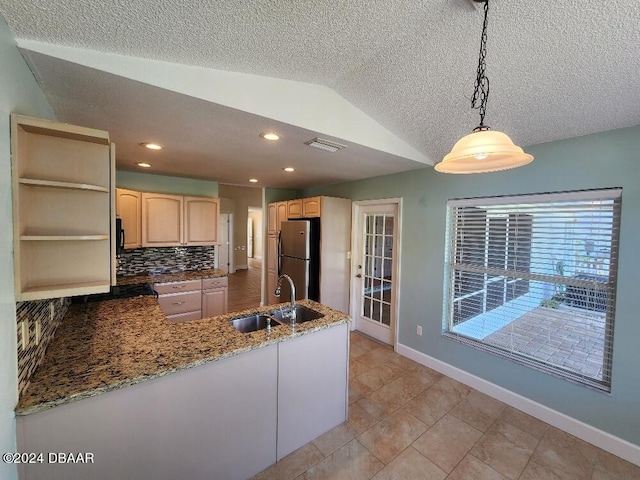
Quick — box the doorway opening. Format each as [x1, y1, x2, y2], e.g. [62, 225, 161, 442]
[226, 206, 263, 311]
[218, 184, 264, 313]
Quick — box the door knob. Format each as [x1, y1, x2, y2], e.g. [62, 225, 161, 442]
[356, 274, 362, 278]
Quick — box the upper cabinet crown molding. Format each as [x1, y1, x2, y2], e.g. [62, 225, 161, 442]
[11, 114, 114, 301]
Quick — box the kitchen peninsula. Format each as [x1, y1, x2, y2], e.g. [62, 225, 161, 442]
[16, 293, 350, 480]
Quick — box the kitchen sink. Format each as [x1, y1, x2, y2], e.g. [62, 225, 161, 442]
[229, 314, 283, 333]
[229, 305, 324, 333]
[269, 305, 324, 325]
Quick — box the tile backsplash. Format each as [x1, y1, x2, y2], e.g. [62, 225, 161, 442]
[16, 297, 70, 395]
[117, 245, 216, 277]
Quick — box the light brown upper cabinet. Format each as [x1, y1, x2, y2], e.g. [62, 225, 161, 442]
[287, 199, 302, 218]
[286, 197, 322, 218]
[302, 197, 321, 217]
[267, 201, 288, 234]
[184, 196, 220, 245]
[11, 114, 114, 301]
[142, 193, 183, 247]
[116, 188, 142, 249]
[142, 193, 219, 247]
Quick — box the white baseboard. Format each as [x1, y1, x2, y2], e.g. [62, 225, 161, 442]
[235, 265, 248, 270]
[396, 342, 640, 466]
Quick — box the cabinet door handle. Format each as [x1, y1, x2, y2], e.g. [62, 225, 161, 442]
[171, 301, 186, 305]
[172, 285, 186, 289]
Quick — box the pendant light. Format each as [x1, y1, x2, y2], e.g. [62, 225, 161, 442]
[435, 0, 533, 174]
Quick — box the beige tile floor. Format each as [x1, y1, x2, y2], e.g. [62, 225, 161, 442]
[253, 331, 640, 480]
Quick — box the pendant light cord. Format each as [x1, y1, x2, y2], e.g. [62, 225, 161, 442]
[471, 0, 490, 128]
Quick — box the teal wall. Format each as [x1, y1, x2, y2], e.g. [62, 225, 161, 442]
[264, 187, 303, 205]
[0, 14, 55, 480]
[116, 170, 218, 196]
[305, 126, 640, 447]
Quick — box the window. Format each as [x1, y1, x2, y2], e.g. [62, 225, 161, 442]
[442, 189, 622, 391]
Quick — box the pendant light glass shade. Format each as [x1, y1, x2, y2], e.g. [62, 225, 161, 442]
[435, 128, 533, 174]
[436, 0, 533, 174]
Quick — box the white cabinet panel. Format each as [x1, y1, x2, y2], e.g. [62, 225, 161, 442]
[17, 345, 279, 480]
[277, 323, 349, 460]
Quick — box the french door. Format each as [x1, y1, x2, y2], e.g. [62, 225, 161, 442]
[352, 201, 400, 346]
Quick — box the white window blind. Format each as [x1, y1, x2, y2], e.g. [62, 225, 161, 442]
[442, 188, 622, 391]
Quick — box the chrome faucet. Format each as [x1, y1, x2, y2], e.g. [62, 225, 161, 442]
[274, 274, 297, 325]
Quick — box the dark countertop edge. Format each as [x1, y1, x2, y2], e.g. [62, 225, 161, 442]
[15, 315, 350, 417]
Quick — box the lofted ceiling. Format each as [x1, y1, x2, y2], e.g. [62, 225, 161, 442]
[1, 0, 639, 188]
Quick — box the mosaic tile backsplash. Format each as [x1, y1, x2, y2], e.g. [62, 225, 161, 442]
[117, 246, 216, 277]
[16, 297, 70, 395]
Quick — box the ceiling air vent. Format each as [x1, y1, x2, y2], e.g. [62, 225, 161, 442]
[304, 138, 347, 153]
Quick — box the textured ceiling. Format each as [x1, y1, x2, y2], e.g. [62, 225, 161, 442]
[19, 50, 426, 188]
[1, 0, 639, 186]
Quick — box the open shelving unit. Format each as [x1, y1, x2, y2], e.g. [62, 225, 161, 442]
[11, 114, 113, 301]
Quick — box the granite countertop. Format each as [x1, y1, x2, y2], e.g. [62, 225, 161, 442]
[116, 268, 227, 286]
[16, 297, 350, 416]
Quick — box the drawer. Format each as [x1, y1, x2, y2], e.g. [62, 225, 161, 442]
[202, 276, 228, 290]
[157, 291, 202, 315]
[154, 279, 202, 295]
[167, 310, 202, 323]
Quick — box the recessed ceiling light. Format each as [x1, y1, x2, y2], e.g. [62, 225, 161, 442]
[137, 162, 152, 168]
[259, 132, 280, 141]
[141, 142, 162, 150]
[248, 178, 259, 183]
[283, 167, 295, 172]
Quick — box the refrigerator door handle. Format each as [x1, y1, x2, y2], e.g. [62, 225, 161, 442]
[277, 231, 282, 276]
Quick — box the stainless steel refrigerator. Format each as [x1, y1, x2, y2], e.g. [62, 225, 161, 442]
[278, 219, 320, 302]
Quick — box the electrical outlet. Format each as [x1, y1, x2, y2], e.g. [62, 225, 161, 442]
[21, 320, 29, 350]
[416, 325, 422, 336]
[35, 320, 41, 346]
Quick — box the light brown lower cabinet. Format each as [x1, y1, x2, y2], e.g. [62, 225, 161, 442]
[202, 277, 228, 317]
[155, 277, 228, 321]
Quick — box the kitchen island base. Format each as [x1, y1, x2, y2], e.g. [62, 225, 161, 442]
[16, 322, 348, 480]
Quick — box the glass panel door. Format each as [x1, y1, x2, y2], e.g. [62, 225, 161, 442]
[355, 203, 398, 345]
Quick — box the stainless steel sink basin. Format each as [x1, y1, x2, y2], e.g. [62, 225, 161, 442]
[269, 305, 324, 325]
[229, 305, 324, 333]
[229, 314, 282, 333]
